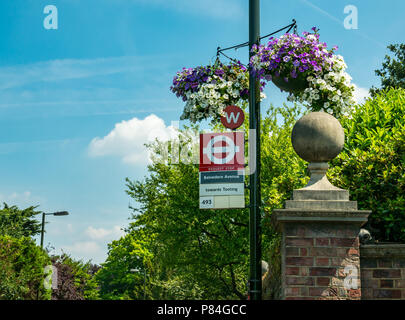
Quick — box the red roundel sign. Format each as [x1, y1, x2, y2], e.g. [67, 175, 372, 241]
[199, 132, 244, 172]
[221, 105, 245, 129]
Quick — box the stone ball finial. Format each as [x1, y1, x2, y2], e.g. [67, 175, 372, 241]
[291, 112, 345, 162]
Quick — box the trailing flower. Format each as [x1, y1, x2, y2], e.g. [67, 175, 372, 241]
[171, 62, 266, 123]
[249, 28, 356, 117]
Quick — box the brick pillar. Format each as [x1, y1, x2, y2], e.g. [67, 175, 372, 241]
[272, 112, 371, 300]
[274, 212, 369, 300]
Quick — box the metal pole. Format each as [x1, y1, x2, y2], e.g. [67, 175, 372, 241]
[40, 212, 45, 249]
[144, 268, 147, 300]
[37, 212, 46, 300]
[248, 0, 262, 300]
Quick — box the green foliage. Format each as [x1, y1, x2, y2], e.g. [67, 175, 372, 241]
[371, 44, 405, 96]
[95, 103, 307, 300]
[330, 88, 405, 242]
[95, 232, 152, 300]
[0, 203, 42, 238]
[51, 254, 100, 300]
[0, 235, 51, 300]
[99, 89, 404, 300]
[124, 161, 248, 299]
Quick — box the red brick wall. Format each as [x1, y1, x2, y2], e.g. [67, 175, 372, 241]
[282, 223, 361, 300]
[360, 244, 405, 300]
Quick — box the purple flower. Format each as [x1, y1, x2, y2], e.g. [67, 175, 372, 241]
[314, 65, 322, 72]
[240, 88, 249, 97]
[245, 27, 338, 95]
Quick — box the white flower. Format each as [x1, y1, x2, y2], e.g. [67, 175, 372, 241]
[306, 34, 316, 41]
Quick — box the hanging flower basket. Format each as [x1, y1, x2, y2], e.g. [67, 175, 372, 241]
[170, 61, 265, 123]
[271, 74, 307, 93]
[249, 28, 356, 117]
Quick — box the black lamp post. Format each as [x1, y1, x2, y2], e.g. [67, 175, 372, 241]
[248, 0, 262, 301]
[40, 211, 69, 249]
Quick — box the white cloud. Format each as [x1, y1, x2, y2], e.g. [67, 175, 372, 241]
[50, 222, 127, 264]
[85, 225, 125, 240]
[61, 241, 102, 258]
[88, 114, 178, 165]
[0, 190, 43, 208]
[353, 84, 371, 104]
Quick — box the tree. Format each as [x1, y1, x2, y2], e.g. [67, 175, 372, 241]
[0, 204, 51, 300]
[97, 103, 308, 300]
[125, 161, 248, 299]
[370, 44, 405, 96]
[0, 235, 51, 300]
[0, 203, 42, 238]
[95, 232, 151, 300]
[51, 254, 100, 300]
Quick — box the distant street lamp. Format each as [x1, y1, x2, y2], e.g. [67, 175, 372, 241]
[130, 256, 147, 300]
[40, 211, 69, 249]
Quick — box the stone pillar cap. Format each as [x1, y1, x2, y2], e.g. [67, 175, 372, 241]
[272, 209, 371, 231]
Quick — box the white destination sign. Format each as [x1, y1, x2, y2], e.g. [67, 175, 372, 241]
[199, 183, 244, 196]
[199, 196, 214, 209]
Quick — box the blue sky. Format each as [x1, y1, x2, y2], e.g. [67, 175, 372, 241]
[0, 0, 404, 264]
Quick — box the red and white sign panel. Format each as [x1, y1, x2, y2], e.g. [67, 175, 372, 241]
[199, 132, 244, 172]
[220, 105, 245, 129]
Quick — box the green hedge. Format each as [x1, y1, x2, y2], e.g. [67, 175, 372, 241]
[330, 88, 405, 242]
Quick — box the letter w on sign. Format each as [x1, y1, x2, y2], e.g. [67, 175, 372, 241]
[226, 111, 240, 124]
[221, 105, 245, 129]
